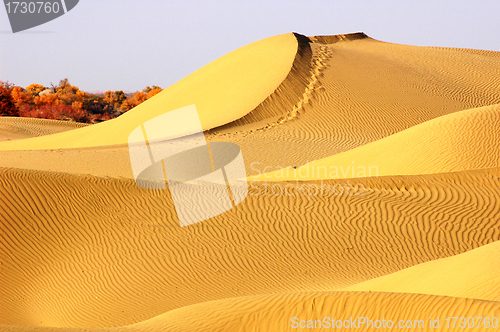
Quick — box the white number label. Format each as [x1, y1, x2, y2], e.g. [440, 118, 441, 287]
[5, 2, 60, 14]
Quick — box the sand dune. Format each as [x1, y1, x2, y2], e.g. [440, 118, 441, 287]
[2, 292, 499, 332]
[1, 167, 500, 328]
[0, 117, 88, 142]
[252, 104, 500, 181]
[1, 33, 499, 178]
[0, 33, 298, 151]
[218, 33, 500, 174]
[129, 291, 500, 332]
[341, 239, 500, 302]
[1, 32, 500, 331]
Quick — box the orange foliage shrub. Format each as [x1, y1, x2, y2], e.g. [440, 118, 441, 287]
[119, 86, 163, 112]
[2, 79, 163, 123]
[0, 85, 18, 116]
[10, 87, 32, 109]
[34, 94, 59, 107]
[25, 83, 46, 96]
[146, 88, 162, 99]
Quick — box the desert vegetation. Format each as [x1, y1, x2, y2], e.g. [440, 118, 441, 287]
[0, 79, 163, 123]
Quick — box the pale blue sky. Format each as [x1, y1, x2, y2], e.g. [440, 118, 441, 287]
[1, 0, 498, 92]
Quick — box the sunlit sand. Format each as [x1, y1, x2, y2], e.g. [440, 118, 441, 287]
[1, 32, 500, 331]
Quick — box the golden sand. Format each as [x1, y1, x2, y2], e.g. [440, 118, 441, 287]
[1, 32, 500, 331]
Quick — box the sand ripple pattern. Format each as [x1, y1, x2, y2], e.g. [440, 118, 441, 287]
[219, 35, 500, 173]
[0, 117, 88, 141]
[1, 167, 500, 327]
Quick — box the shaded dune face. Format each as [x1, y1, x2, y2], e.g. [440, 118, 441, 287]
[1, 32, 500, 331]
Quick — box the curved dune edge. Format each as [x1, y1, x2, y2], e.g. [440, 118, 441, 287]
[250, 104, 500, 181]
[0, 117, 89, 141]
[208, 33, 313, 132]
[129, 291, 500, 332]
[208, 33, 371, 133]
[2, 166, 500, 327]
[213, 36, 500, 180]
[2, 292, 498, 331]
[0, 33, 299, 151]
[342, 240, 500, 302]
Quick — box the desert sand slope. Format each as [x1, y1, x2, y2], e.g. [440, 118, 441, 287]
[341, 239, 500, 301]
[215, 35, 500, 173]
[2, 34, 500, 178]
[0, 33, 299, 151]
[2, 292, 499, 332]
[1, 167, 500, 328]
[252, 104, 500, 181]
[128, 291, 500, 332]
[0, 117, 88, 142]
